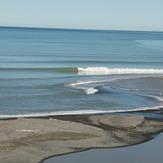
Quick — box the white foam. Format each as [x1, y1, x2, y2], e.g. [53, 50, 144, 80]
[78, 67, 163, 75]
[68, 76, 126, 87]
[0, 105, 162, 119]
[67, 75, 146, 95]
[146, 95, 163, 103]
[85, 88, 98, 94]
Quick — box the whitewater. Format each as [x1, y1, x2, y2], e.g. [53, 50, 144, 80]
[0, 27, 163, 118]
[77, 67, 163, 75]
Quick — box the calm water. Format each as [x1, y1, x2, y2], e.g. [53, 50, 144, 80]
[0, 27, 163, 117]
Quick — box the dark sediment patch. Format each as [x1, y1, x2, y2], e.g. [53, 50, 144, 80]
[0, 114, 163, 163]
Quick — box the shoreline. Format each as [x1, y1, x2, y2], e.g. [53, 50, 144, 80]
[44, 133, 163, 163]
[0, 112, 163, 163]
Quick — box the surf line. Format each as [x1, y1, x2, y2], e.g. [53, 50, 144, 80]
[67, 75, 160, 95]
[77, 67, 163, 75]
[0, 105, 163, 119]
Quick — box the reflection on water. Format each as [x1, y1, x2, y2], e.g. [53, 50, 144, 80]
[45, 133, 163, 163]
[42, 110, 163, 163]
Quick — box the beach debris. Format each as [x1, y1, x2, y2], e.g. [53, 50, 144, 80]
[16, 130, 41, 133]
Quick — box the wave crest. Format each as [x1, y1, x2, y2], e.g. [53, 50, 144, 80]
[78, 67, 163, 75]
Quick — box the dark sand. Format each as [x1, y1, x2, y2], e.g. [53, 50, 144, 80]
[45, 133, 163, 163]
[0, 113, 163, 163]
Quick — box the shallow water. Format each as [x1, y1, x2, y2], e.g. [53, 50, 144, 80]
[44, 133, 163, 163]
[0, 27, 163, 117]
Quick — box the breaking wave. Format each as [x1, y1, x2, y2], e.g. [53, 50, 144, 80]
[2, 67, 163, 75]
[78, 67, 163, 75]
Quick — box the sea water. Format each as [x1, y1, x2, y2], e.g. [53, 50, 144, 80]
[0, 27, 163, 117]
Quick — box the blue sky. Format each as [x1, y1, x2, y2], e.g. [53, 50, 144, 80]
[0, 0, 163, 31]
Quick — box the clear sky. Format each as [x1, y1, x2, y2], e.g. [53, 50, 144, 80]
[0, 0, 163, 31]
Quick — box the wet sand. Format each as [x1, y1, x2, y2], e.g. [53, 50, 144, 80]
[45, 133, 163, 163]
[0, 113, 163, 163]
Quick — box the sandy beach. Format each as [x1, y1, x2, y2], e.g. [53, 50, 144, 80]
[0, 113, 163, 163]
[45, 133, 163, 163]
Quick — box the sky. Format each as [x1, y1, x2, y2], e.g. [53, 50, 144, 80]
[0, 0, 163, 31]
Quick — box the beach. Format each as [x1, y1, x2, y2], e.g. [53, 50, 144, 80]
[0, 112, 163, 163]
[45, 133, 163, 163]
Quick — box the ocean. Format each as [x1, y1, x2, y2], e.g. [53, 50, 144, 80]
[0, 27, 163, 118]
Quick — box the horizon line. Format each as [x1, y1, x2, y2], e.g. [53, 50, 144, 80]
[0, 25, 163, 33]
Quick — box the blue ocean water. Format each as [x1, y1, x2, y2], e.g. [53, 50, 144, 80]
[0, 27, 163, 117]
